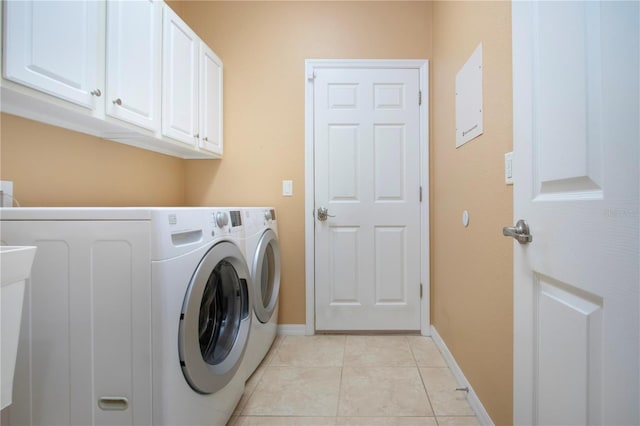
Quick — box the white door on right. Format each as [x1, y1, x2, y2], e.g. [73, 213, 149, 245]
[512, 2, 639, 425]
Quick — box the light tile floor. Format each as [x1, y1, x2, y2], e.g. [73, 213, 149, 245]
[228, 335, 480, 426]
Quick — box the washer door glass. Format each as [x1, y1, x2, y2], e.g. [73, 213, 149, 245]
[179, 241, 251, 395]
[260, 245, 276, 307]
[199, 259, 243, 365]
[252, 229, 281, 323]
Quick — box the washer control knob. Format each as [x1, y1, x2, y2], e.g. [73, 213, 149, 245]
[264, 209, 272, 221]
[215, 211, 228, 228]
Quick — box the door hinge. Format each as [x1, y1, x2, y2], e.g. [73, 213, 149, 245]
[420, 283, 423, 299]
[419, 90, 422, 106]
[419, 186, 423, 202]
[307, 71, 316, 82]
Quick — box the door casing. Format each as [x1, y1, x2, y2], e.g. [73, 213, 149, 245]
[304, 59, 430, 335]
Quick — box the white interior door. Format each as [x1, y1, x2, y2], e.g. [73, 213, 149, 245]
[512, 2, 639, 425]
[313, 66, 422, 331]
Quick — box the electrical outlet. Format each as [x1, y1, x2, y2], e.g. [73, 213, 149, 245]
[1, 180, 14, 207]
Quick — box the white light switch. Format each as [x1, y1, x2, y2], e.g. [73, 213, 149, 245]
[282, 180, 293, 196]
[505, 152, 514, 185]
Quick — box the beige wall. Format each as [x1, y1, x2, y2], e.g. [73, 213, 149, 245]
[178, 1, 433, 325]
[431, 2, 513, 425]
[0, 113, 185, 206]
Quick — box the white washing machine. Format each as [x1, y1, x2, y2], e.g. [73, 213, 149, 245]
[240, 207, 281, 380]
[151, 207, 251, 426]
[0, 207, 251, 426]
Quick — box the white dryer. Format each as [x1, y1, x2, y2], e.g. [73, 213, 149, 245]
[0, 207, 251, 426]
[240, 207, 281, 380]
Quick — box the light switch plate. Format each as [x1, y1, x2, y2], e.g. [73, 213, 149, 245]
[505, 152, 514, 185]
[282, 180, 293, 196]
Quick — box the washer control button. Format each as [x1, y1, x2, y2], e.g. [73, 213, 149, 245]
[215, 211, 229, 228]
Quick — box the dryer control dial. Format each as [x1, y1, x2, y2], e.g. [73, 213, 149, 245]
[215, 211, 229, 228]
[264, 209, 272, 222]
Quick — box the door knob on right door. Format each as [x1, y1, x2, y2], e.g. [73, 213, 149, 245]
[503, 219, 532, 244]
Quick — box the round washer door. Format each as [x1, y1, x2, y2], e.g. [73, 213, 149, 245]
[252, 229, 281, 324]
[178, 241, 252, 394]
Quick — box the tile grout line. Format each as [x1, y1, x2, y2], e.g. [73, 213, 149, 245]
[405, 335, 439, 422]
[334, 335, 348, 420]
[413, 337, 439, 424]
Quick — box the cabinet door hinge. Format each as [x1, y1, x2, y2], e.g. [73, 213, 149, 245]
[419, 90, 422, 106]
[420, 283, 423, 299]
[419, 186, 423, 202]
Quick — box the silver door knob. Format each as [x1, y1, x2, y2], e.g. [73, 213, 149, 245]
[317, 207, 335, 222]
[503, 220, 533, 244]
[112, 98, 122, 105]
[91, 89, 102, 97]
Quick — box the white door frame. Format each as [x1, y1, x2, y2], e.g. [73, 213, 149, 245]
[304, 59, 430, 335]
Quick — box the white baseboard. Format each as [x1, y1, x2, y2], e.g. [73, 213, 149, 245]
[431, 325, 494, 426]
[277, 324, 307, 336]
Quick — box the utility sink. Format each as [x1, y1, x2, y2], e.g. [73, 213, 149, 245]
[1, 246, 36, 410]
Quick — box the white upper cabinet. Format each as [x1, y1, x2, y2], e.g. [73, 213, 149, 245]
[199, 44, 223, 156]
[162, 6, 223, 156]
[1, 1, 222, 159]
[106, 0, 161, 132]
[3, 1, 103, 110]
[162, 6, 199, 146]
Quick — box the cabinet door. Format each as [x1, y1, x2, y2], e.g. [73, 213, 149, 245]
[106, 0, 161, 131]
[161, 5, 198, 145]
[199, 44, 223, 155]
[3, 1, 101, 110]
[2, 221, 152, 426]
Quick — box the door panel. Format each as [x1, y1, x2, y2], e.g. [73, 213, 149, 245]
[3, 1, 100, 109]
[314, 67, 421, 331]
[106, 0, 160, 131]
[536, 275, 603, 426]
[374, 226, 406, 303]
[374, 125, 406, 201]
[513, 2, 639, 424]
[1, 221, 152, 426]
[329, 227, 360, 304]
[328, 125, 359, 200]
[162, 6, 198, 145]
[199, 44, 223, 154]
[533, 2, 603, 198]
